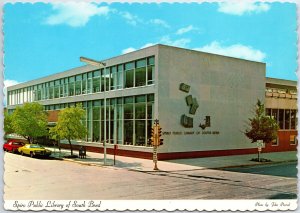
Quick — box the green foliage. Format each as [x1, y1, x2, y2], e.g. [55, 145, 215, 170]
[49, 104, 87, 155]
[245, 100, 279, 143]
[4, 110, 14, 136]
[11, 102, 48, 143]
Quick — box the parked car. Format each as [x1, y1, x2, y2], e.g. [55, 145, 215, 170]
[18, 144, 52, 158]
[3, 141, 25, 153]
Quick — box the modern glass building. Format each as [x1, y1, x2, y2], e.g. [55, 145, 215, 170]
[6, 45, 297, 159]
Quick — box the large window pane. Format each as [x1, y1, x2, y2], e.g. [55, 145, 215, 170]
[271, 109, 278, 122]
[135, 67, 146, 87]
[147, 94, 154, 119]
[125, 69, 134, 88]
[104, 68, 110, 91]
[147, 65, 154, 85]
[117, 65, 123, 89]
[291, 110, 296, 129]
[54, 86, 59, 98]
[278, 109, 284, 129]
[110, 66, 117, 90]
[135, 120, 146, 146]
[93, 121, 100, 142]
[285, 109, 290, 129]
[93, 106, 100, 120]
[75, 81, 81, 95]
[136, 103, 146, 119]
[93, 77, 100, 93]
[124, 103, 133, 119]
[117, 119, 123, 144]
[147, 120, 153, 146]
[82, 79, 87, 94]
[101, 69, 105, 92]
[68, 82, 74, 96]
[59, 85, 64, 97]
[124, 120, 133, 145]
[49, 87, 54, 99]
[110, 121, 115, 144]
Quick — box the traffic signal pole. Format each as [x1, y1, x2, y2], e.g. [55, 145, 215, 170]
[151, 119, 163, 171]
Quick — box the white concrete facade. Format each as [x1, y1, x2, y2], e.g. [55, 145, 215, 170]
[156, 45, 265, 153]
[7, 44, 267, 158]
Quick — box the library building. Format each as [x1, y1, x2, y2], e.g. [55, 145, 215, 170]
[6, 45, 297, 160]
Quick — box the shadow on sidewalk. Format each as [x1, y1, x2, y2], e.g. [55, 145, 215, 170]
[50, 151, 143, 169]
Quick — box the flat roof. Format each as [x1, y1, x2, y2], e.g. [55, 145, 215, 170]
[8, 44, 268, 91]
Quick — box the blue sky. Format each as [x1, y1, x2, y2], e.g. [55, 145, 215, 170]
[3, 2, 297, 90]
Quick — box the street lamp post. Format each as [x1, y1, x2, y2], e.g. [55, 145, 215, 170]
[80, 56, 107, 165]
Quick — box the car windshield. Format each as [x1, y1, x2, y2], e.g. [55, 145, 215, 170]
[30, 145, 43, 148]
[13, 142, 23, 145]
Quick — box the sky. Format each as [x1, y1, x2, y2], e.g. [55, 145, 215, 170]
[3, 2, 297, 92]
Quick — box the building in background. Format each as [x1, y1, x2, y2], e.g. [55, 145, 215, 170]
[6, 45, 297, 159]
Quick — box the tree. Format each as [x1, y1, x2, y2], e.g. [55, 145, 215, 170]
[49, 105, 87, 156]
[245, 100, 279, 143]
[4, 110, 14, 137]
[12, 102, 48, 143]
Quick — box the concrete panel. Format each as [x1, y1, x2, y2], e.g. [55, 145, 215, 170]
[156, 45, 265, 153]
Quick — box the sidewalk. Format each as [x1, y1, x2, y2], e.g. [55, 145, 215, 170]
[48, 147, 297, 172]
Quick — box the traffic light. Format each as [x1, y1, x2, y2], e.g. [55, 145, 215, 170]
[158, 125, 162, 138]
[157, 125, 163, 146]
[150, 126, 158, 146]
[159, 138, 164, 146]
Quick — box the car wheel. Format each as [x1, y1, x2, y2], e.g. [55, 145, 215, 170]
[30, 152, 34, 158]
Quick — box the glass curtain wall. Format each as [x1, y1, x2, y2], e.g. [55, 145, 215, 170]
[8, 56, 155, 106]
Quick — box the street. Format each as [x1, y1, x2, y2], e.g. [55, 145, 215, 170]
[220, 162, 297, 178]
[4, 152, 297, 200]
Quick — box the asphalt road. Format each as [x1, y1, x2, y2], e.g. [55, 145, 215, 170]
[4, 152, 297, 200]
[221, 162, 297, 178]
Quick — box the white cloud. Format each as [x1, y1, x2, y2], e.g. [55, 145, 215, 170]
[160, 36, 191, 48]
[218, 2, 270, 16]
[45, 2, 110, 27]
[122, 47, 136, 54]
[119, 11, 142, 26]
[141, 43, 156, 48]
[195, 41, 266, 62]
[149, 19, 170, 28]
[3, 79, 20, 106]
[176, 25, 196, 35]
[121, 43, 157, 54]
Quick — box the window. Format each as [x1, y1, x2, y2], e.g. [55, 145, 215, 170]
[100, 69, 106, 92]
[284, 109, 290, 129]
[290, 135, 297, 145]
[93, 70, 100, 93]
[291, 110, 296, 129]
[110, 66, 117, 90]
[135, 59, 146, 87]
[82, 74, 87, 94]
[278, 109, 284, 129]
[117, 65, 123, 89]
[124, 62, 134, 88]
[87, 72, 93, 94]
[68, 77, 75, 96]
[135, 95, 146, 119]
[92, 100, 100, 142]
[75, 75, 82, 95]
[124, 97, 134, 119]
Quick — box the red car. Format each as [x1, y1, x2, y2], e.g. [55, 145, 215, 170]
[3, 141, 25, 153]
